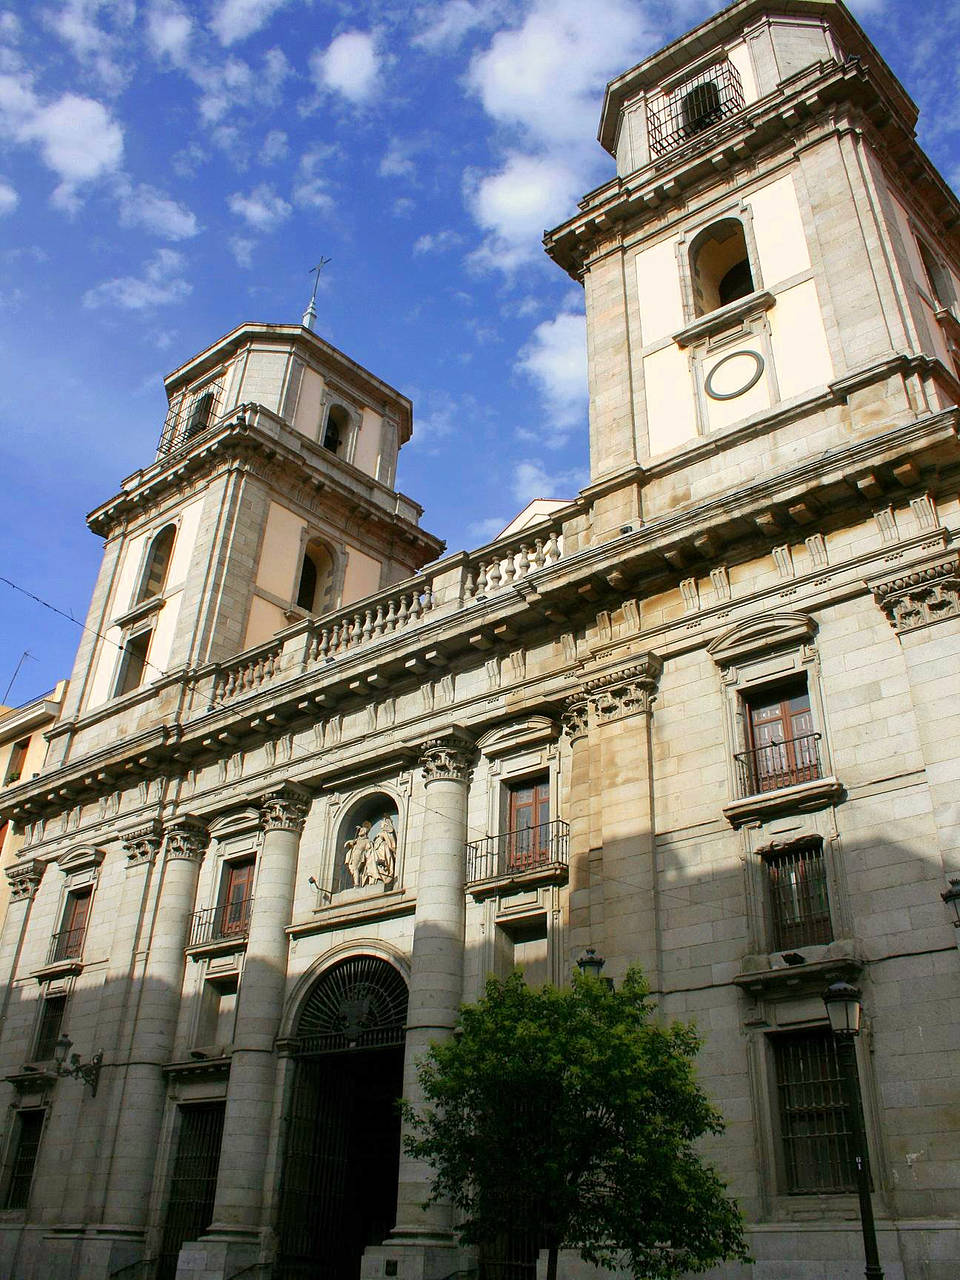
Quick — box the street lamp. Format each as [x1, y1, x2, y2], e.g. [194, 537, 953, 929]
[576, 947, 614, 989]
[52, 1035, 104, 1097]
[822, 982, 883, 1280]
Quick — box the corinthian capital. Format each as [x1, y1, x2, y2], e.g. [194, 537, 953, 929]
[123, 820, 164, 867]
[163, 816, 209, 863]
[561, 692, 590, 742]
[5, 858, 44, 902]
[260, 783, 311, 834]
[584, 654, 663, 724]
[420, 731, 474, 784]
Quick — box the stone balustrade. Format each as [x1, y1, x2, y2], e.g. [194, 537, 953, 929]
[463, 525, 563, 599]
[212, 643, 283, 703]
[306, 575, 436, 665]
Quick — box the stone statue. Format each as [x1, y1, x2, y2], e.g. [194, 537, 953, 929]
[344, 821, 373, 887]
[371, 815, 397, 883]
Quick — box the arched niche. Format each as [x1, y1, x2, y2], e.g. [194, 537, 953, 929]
[333, 792, 400, 895]
[296, 539, 337, 615]
[689, 217, 755, 316]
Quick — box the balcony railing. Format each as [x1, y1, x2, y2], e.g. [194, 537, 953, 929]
[735, 732, 823, 797]
[647, 60, 745, 157]
[467, 819, 569, 884]
[188, 897, 253, 948]
[47, 925, 86, 965]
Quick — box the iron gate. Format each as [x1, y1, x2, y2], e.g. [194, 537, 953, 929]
[157, 1101, 226, 1280]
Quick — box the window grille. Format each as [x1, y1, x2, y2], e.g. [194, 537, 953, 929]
[4, 1110, 45, 1210]
[647, 61, 745, 157]
[773, 1031, 856, 1193]
[33, 995, 67, 1061]
[156, 380, 226, 458]
[764, 840, 832, 950]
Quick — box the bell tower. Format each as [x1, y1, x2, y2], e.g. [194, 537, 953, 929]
[545, 0, 960, 535]
[53, 323, 443, 751]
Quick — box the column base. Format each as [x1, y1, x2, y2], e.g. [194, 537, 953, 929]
[361, 1234, 471, 1280]
[76, 1227, 148, 1280]
[175, 1228, 261, 1280]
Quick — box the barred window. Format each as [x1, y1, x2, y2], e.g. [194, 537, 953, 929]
[763, 839, 832, 950]
[33, 995, 67, 1062]
[4, 1110, 45, 1210]
[773, 1031, 856, 1193]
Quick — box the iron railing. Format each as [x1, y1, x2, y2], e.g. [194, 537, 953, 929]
[47, 924, 86, 965]
[157, 380, 226, 458]
[734, 732, 823, 796]
[467, 819, 569, 883]
[648, 60, 745, 157]
[188, 897, 253, 948]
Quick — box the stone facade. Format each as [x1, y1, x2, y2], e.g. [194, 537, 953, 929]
[0, 3, 958, 1279]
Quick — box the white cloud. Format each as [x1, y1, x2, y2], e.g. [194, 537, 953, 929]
[83, 248, 192, 310]
[465, 151, 581, 271]
[292, 148, 333, 213]
[379, 137, 418, 180]
[0, 178, 16, 213]
[511, 458, 584, 505]
[210, 0, 295, 46]
[228, 182, 291, 230]
[463, 0, 664, 273]
[146, 2, 192, 64]
[229, 236, 255, 267]
[198, 46, 289, 124]
[117, 182, 200, 240]
[260, 128, 288, 163]
[312, 31, 379, 104]
[413, 229, 463, 255]
[516, 309, 588, 444]
[5, 87, 124, 207]
[467, 514, 510, 541]
[42, 0, 134, 93]
[413, 0, 504, 52]
[0, 12, 21, 41]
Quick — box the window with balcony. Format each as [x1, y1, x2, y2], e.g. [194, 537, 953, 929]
[3, 1109, 45, 1210]
[189, 858, 254, 947]
[49, 887, 91, 964]
[467, 777, 568, 883]
[763, 838, 832, 950]
[738, 679, 821, 795]
[772, 1030, 857, 1194]
[647, 60, 745, 158]
[33, 995, 67, 1062]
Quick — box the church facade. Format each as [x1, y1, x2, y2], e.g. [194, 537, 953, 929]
[1, 2, 959, 1278]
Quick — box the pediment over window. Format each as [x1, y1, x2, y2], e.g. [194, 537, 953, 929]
[208, 807, 261, 841]
[56, 845, 106, 874]
[708, 612, 817, 668]
[476, 716, 560, 759]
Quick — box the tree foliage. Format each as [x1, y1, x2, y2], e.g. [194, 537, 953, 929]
[402, 969, 749, 1280]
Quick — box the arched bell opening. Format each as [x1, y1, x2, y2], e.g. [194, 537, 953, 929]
[275, 955, 408, 1280]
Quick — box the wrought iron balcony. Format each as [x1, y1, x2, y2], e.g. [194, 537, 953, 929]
[47, 925, 86, 965]
[188, 897, 253, 948]
[647, 60, 745, 158]
[734, 732, 823, 797]
[467, 819, 569, 884]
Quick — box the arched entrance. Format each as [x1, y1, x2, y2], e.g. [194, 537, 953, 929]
[276, 955, 408, 1280]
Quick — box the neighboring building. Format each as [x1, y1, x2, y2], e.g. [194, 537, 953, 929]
[0, 683, 68, 934]
[1, 3, 959, 1279]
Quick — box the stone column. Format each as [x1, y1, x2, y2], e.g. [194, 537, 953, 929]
[0, 860, 46, 1039]
[582, 657, 663, 986]
[561, 693, 594, 962]
[100, 817, 207, 1228]
[199, 783, 310, 1269]
[380, 731, 473, 1276]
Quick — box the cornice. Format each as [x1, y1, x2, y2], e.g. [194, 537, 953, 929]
[4, 408, 958, 830]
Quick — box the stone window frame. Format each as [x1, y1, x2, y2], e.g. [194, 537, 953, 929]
[745, 1013, 882, 1218]
[319, 391, 362, 464]
[108, 513, 185, 700]
[288, 529, 345, 622]
[708, 612, 842, 825]
[0, 1105, 49, 1213]
[675, 201, 765, 328]
[469, 717, 565, 993]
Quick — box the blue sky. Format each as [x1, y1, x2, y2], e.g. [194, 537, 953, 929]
[1, 0, 958, 707]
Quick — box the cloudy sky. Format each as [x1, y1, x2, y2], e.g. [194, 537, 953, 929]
[1, 0, 958, 706]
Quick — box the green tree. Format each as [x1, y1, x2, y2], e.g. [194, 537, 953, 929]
[402, 968, 749, 1280]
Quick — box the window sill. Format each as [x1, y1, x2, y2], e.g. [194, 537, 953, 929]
[723, 775, 844, 827]
[672, 289, 775, 349]
[111, 595, 164, 631]
[735, 937, 864, 996]
[184, 936, 247, 962]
